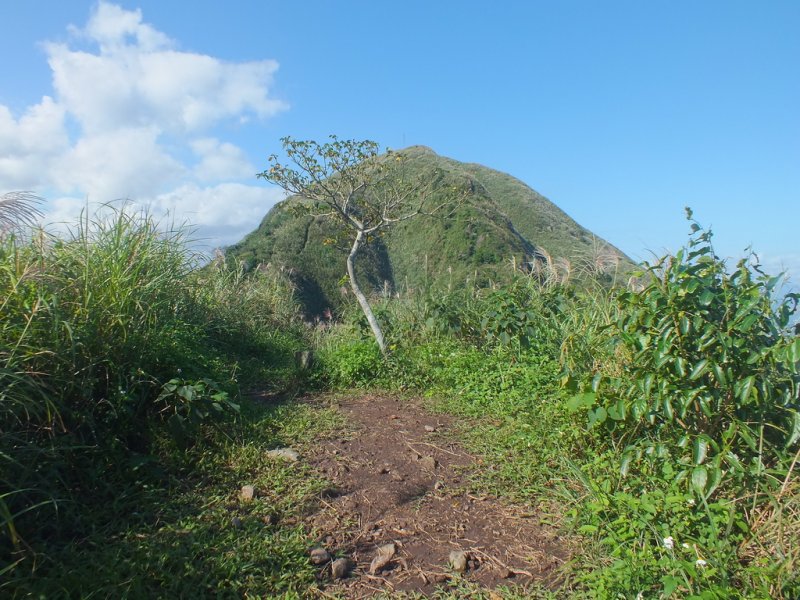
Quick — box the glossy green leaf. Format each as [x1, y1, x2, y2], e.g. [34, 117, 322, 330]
[698, 289, 715, 306]
[608, 399, 626, 421]
[739, 375, 755, 403]
[786, 411, 800, 449]
[691, 466, 708, 495]
[689, 359, 709, 380]
[693, 437, 708, 465]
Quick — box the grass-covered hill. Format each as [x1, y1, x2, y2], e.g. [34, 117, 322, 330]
[227, 146, 633, 313]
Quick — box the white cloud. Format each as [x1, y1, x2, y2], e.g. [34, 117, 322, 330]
[150, 183, 286, 247]
[46, 8, 286, 136]
[77, 2, 171, 53]
[191, 138, 256, 182]
[0, 1, 287, 245]
[44, 184, 286, 250]
[0, 97, 68, 189]
[54, 126, 186, 200]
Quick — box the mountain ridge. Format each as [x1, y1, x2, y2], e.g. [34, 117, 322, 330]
[227, 146, 633, 313]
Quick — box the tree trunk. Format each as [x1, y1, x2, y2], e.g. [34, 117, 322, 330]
[347, 230, 387, 355]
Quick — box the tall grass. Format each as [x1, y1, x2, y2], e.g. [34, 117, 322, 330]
[1, 206, 304, 582]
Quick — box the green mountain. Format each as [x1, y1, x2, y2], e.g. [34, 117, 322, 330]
[227, 146, 633, 314]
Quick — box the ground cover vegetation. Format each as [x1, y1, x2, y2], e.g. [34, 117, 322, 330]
[2, 179, 798, 598]
[1, 200, 342, 596]
[315, 211, 799, 598]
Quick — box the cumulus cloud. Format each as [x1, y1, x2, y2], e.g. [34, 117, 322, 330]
[0, 97, 68, 189]
[45, 184, 286, 251]
[191, 138, 257, 182]
[0, 1, 287, 247]
[150, 183, 286, 247]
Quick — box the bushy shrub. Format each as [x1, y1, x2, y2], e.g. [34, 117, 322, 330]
[566, 210, 800, 597]
[570, 210, 799, 494]
[316, 339, 385, 388]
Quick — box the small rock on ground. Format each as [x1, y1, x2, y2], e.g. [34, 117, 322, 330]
[240, 485, 255, 501]
[419, 455, 437, 471]
[310, 547, 331, 565]
[449, 550, 468, 573]
[266, 448, 300, 462]
[331, 557, 354, 580]
[369, 542, 396, 574]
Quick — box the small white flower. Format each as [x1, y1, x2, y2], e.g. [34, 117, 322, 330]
[687, 498, 696, 506]
[682, 543, 690, 549]
[663, 536, 675, 549]
[696, 558, 707, 567]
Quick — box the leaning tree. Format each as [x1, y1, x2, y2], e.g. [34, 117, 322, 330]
[258, 136, 460, 355]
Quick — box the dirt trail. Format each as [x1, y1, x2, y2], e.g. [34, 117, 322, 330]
[303, 393, 567, 598]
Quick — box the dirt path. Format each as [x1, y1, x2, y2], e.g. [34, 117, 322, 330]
[302, 392, 567, 598]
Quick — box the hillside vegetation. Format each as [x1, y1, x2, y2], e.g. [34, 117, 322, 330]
[1, 193, 797, 598]
[228, 146, 632, 315]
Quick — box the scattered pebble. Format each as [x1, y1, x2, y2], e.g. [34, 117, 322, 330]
[449, 550, 468, 573]
[240, 485, 255, 502]
[420, 455, 437, 471]
[331, 557, 353, 579]
[266, 448, 300, 462]
[310, 547, 331, 565]
[424, 425, 436, 432]
[369, 542, 396, 574]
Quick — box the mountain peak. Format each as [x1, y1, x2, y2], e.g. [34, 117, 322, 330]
[228, 149, 633, 314]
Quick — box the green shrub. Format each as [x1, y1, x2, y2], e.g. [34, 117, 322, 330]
[317, 340, 385, 388]
[570, 210, 799, 496]
[565, 210, 800, 598]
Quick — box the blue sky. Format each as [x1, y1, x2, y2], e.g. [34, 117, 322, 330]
[1, 1, 797, 282]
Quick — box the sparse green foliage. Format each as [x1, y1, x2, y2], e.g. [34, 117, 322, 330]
[259, 136, 459, 355]
[156, 378, 240, 448]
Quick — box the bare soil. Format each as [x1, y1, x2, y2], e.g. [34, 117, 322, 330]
[302, 392, 567, 598]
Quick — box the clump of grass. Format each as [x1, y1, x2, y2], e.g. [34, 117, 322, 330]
[4, 398, 344, 598]
[1, 204, 310, 591]
[0, 192, 43, 239]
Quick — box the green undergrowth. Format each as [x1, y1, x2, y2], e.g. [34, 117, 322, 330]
[313, 213, 799, 599]
[0, 207, 332, 597]
[5, 399, 343, 598]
